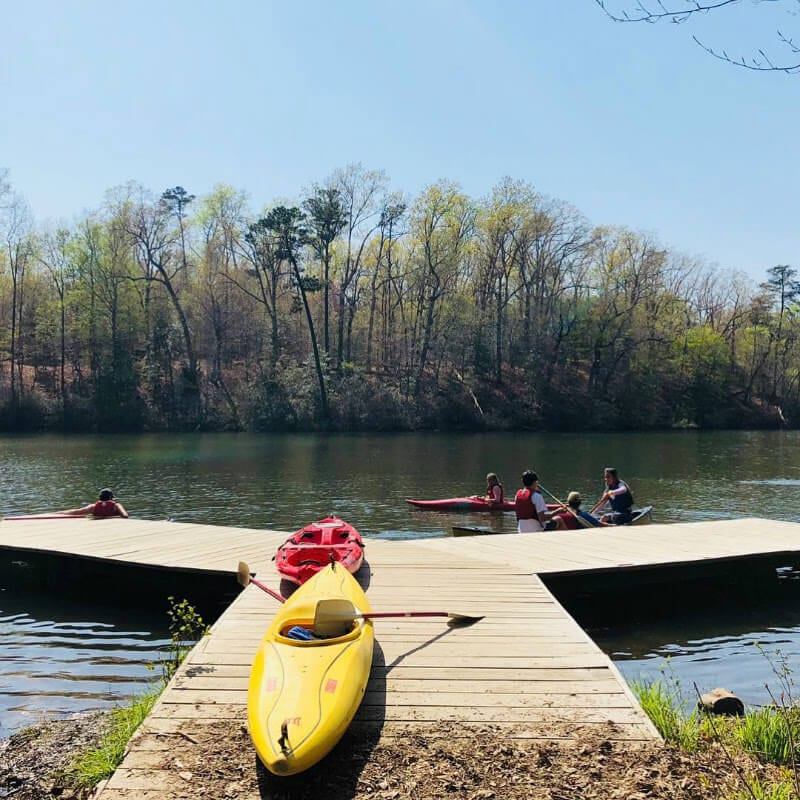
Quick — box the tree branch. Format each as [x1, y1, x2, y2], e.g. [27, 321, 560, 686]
[596, 0, 800, 72]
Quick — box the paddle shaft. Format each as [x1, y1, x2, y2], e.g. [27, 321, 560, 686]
[539, 484, 593, 530]
[590, 494, 608, 515]
[358, 611, 451, 620]
[247, 574, 286, 604]
[241, 564, 481, 625]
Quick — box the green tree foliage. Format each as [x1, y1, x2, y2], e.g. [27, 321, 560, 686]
[0, 170, 795, 432]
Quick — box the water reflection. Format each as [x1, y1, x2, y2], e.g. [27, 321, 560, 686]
[590, 592, 800, 707]
[0, 590, 169, 737]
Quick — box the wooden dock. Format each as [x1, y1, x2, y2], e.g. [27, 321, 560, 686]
[3, 516, 800, 797]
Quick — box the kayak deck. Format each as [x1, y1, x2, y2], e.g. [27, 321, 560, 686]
[275, 517, 365, 585]
[248, 564, 374, 776]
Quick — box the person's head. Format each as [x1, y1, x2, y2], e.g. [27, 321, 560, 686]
[522, 470, 538, 489]
[604, 467, 618, 486]
[567, 491, 581, 509]
[486, 472, 498, 486]
[99, 488, 114, 501]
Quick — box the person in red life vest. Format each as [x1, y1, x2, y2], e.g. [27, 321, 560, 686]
[58, 488, 129, 519]
[514, 470, 549, 532]
[484, 472, 504, 508]
[550, 491, 606, 530]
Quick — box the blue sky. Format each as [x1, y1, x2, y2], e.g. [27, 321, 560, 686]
[2, 0, 798, 282]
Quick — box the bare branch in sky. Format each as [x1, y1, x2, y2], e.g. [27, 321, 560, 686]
[595, 0, 800, 72]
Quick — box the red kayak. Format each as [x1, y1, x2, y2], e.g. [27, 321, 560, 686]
[405, 497, 565, 514]
[275, 517, 365, 586]
[405, 496, 516, 512]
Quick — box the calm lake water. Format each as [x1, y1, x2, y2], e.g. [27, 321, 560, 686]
[2, 430, 800, 736]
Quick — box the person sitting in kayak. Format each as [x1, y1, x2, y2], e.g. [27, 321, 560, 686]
[58, 488, 129, 519]
[550, 491, 605, 530]
[514, 470, 548, 532]
[598, 468, 633, 525]
[484, 472, 504, 508]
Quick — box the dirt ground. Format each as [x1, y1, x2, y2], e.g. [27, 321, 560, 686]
[0, 714, 789, 800]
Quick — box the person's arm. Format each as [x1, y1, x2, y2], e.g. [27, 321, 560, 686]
[534, 494, 548, 526]
[114, 502, 129, 518]
[57, 504, 94, 516]
[604, 481, 629, 501]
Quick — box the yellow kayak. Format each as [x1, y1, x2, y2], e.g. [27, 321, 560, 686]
[247, 562, 374, 776]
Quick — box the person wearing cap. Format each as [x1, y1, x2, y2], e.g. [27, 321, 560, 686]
[550, 491, 604, 530]
[57, 488, 129, 518]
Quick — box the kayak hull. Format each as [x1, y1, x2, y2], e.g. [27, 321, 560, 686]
[450, 505, 654, 536]
[406, 496, 515, 512]
[275, 517, 365, 585]
[248, 563, 373, 776]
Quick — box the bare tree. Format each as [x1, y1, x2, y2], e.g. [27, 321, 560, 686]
[303, 187, 348, 357]
[1, 189, 34, 407]
[333, 164, 387, 369]
[38, 228, 74, 417]
[596, 0, 800, 72]
[409, 182, 476, 396]
[126, 188, 199, 421]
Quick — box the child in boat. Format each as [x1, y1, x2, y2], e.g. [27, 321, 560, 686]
[57, 488, 129, 519]
[549, 492, 605, 530]
[514, 470, 548, 532]
[484, 473, 504, 508]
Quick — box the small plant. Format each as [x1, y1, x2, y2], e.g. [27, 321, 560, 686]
[728, 775, 796, 800]
[162, 596, 209, 681]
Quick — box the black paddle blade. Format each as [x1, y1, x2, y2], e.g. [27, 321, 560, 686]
[446, 614, 484, 628]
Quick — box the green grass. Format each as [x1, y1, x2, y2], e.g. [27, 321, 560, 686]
[733, 706, 800, 767]
[728, 775, 796, 800]
[67, 689, 159, 789]
[631, 676, 703, 752]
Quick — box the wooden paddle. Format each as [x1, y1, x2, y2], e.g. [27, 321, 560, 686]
[590, 493, 608, 515]
[237, 562, 483, 628]
[237, 561, 286, 603]
[539, 485, 593, 530]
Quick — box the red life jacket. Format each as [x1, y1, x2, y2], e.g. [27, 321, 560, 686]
[92, 500, 119, 517]
[515, 488, 535, 520]
[556, 511, 580, 530]
[487, 482, 504, 504]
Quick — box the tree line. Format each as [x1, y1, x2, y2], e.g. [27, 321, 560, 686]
[0, 165, 797, 432]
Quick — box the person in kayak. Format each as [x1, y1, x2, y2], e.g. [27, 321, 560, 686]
[484, 472, 504, 508]
[58, 488, 129, 518]
[550, 491, 605, 530]
[598, 468, 634, 525]
[514, 470, 548, 532]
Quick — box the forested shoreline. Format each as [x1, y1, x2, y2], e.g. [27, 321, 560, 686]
[0, 166, 796, 433]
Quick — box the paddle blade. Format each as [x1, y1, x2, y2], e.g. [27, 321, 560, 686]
[314, 598, 357, 637]
[237, 561, 252, 588]
[446, 613, 484, 628]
